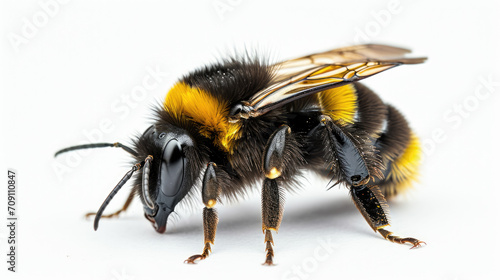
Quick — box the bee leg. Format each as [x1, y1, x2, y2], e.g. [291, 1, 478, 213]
[261, 179, 283, 266]
[318, 115, 424, 249]
[378, 228, 426, 249]
[184, 207, 218, 263]
[185, 162, 220, 264]
[261, 125, 297, 265]
[350, 184, 425, 249]
[85, 188, 135, 219]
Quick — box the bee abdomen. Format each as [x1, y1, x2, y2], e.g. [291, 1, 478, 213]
[374, 105, 421, 198]
[353, 83, 388, 136]
[314, 83, 420, 197]
[317, 83, 387, 135]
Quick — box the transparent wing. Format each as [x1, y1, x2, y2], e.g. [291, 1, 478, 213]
[244, 44, 426, 118]
[272, 44, 418, 82]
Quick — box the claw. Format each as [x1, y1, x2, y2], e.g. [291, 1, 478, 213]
[184, 254, 205, 264]
[399, 237, 426, 249]
[409, 240, 427, 249]
[262, 260, 275, 266]
[262, 249, 275, 266]
[378, 229, 426, 249]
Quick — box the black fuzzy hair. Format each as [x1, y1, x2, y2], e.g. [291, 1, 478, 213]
[374, 104, 413, 198]
[353, 83, 388, 136]
[181, 55, 275, 107]
[376, 105, 411, 162]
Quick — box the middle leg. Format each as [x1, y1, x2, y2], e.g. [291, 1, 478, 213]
[261, 178, 283, 265]
[261, 125, 303, 265]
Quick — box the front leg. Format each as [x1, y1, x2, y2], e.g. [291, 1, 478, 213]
[185, 162, 220, 264]
[185, 207, 218, 263]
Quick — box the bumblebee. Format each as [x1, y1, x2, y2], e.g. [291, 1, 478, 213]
[56, 44, 426, 265]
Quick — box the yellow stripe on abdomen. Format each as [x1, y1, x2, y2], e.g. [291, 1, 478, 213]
[386, 132, 421, 193]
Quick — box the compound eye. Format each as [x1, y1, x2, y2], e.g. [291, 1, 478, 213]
[160, 139, 185, 196]
[164, 140, 182, 166]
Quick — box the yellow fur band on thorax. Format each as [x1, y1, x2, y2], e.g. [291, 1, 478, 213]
[163, 83, 358, 152]
[163, 82, 241, 152]
[319, 84, 358, 124]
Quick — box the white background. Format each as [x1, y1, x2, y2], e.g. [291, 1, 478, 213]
[1, 1, 499, 279]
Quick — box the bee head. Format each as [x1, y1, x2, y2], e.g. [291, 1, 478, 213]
[135, 124, 197, 233]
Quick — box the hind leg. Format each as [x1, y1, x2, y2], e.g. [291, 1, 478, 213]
[350, 184, 425, 248]
[318, 115, 425, 248]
